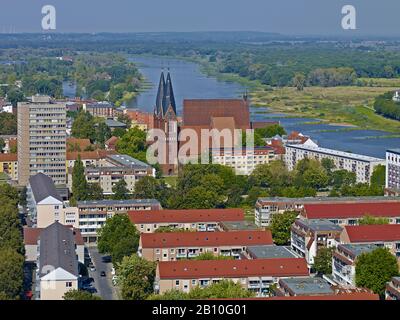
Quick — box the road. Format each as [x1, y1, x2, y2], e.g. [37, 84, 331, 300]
[88, 247, 119, 300]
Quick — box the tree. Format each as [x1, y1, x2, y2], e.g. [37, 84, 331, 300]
[250, 161, 291, 189]
[370, 165, 386, 188]
[331, 170, 356, 188]
[0, 196, 24, 253]
[71, 110, 96, 141]
[292, 72, 306, 91]
[116, 126, 147, 161]
[117, 254, 156, 300]
[112, 179, 130, 200]
[0, 138, 4, 153]
[358, 215, 389, 225]
[97, 214, 139, 264]
[6, 89, 24, 108]
[193, 252, 233, 260]
[321, 158, 335, 173]
[71, 155, 88, 202]
[313, 247, 334, 275]
[355, 247, 399, 296]
[95, 121, 112, 146]
[0, 248, 24, 299]
[86, 183, 104, 200]
[0, 113, 17, 135]
[189, 280, 254, 299]
[147, 289, 189, 300]
[63, 289, 102, 300]
[270, 211, 298, 245]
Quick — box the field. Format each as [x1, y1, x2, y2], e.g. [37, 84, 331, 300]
[250, 85, 400, 133]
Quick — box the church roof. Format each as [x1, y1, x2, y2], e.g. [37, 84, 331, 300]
[155, 71, 177, 117]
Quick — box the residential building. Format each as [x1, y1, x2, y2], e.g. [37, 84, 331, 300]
[274, 277, 334, 297]
[0, 153, 18, 180]
[211, 147, 276, 175]
[128, 208, 245, 233]
[23, 225, 85, 263]
[139, 230, 273, 262]
[332, 244, 379, 287]
[83, 101, 115, 118]
[386, 149, 400, 196]
[17, 95, 66, 186]
[66, 149, 114, 175]
[290, 219, 342, 266]
[105, 136, 119, 151]
[77, 199, 161, 242]
[27, 173, 78, 228]
[154, 258, 309, 296]
[0, 135, 17, 154]
[218, 220, 260, 232]
[35, 222, 80, 300]
[386, 277, 400, 300]
[245, 245, 296, 259]
[105, 119, 127, 131]
[285, 144, 385, 184]
[340, 224, 400, 259]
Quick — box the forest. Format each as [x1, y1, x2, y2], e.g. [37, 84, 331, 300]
[374, 91, 400, 121]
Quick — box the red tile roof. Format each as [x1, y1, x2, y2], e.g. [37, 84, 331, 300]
[66, 138, 92, 151]
[219, 292, 379, 300]
[66, 150, 115, 161]
[344, 224, 400, 243]
[129, 209, 245, 224]
[23, 226, 84, 245]
[157, 258, 308, 279]
[0, 153, 17, 161]
[141, 230, 273, 248]
[303, 202, 400, 219]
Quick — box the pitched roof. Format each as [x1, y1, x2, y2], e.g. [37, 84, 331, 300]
[129, 208, 245, 224]
[105, 136, 119, 145]
[303, 202, 400, 219]
[24, 226, 84, 245]
[66, 138, 92, 151]
[154, 72, 177, 117]
[344, 224, 400, 243]
[157, 258, 308, 279]
[38, 222, 79, 278]
[28, 173, 62, 203]
[141, 230, 273, 248]
[183, 99, 250, 129]
[0, 153, 17, 161]
[66, 150, 114, 161]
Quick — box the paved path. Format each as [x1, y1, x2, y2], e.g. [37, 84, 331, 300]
[88, 247, 119, 300]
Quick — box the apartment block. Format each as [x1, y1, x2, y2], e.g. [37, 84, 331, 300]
[245, 245, 297, 259]
[83, 101, 115, 118]
[340, 224, 400, 259]
[77, 199, 161, 242]
[386, 149, 400, 196]
[18, 95, 67, 186]
[154, 258, 309, 296]
[211, 147, 276, 175]
[285, 144, 385, 184]
[35, 222, 80, 300]
[128, 208, 245, 233]
[0, 153, 18, 180]
[139, 230, 273, 262]
[27, 173, 78, 228]
[386, 277, 400, 300]
[332, 244, 379, 287]
[290, 219, 342, 266]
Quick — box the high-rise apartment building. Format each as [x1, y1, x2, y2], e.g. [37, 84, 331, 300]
[18, 95, 67, 186]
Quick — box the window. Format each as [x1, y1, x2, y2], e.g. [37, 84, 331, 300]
[66, 282, 72, 287]
[175, 280, 180, 286]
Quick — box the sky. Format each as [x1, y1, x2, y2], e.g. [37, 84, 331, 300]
[0, 0, 399, 36]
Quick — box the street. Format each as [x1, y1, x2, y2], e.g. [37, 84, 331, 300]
[88, 247, 119, 300]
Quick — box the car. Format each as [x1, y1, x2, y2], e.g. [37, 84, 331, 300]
[81, 277, 94, 285]
[85, 287, 97, 294]
[102, 256, 111, 263]
[100, 271, 106, 277]
[90, 266, 96, 272]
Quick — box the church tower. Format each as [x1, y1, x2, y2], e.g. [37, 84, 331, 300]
[153, 71, 178, 175]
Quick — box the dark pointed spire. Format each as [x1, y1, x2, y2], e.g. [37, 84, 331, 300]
[163, 72, 177, 116]
[155, 71, 166, 116]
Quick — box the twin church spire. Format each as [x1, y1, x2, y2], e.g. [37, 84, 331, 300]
[154, 71, 177, 118]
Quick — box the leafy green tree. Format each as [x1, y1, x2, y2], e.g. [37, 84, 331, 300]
[358, 215, 389, 225]
[331, 170, 356, 188]
[112, 179, 130, 200]
[313, 247, 334, 275]
[250, 161, 291, 189]
[270, 211, 298, 245]
[117, 254, 156, 300]
[63, 289, 102, 300]
[193, 252, 233, 260]
[0, 138, 5, 153]
[321, 158, 335, 173]
[71, 110, 96, 141]
[86, 183, 104, 200]
[95, 122, 112, 146]
[0, 196, 24, 253]
[0, 113, 17, 135]
[355, 247, 399, 296]
[116, 126, 147, 161]
[370, 165, 386, 188]
[147, 289, 189, 300]
[71, 155, 88, 202]
[292, 72, 306, 91]
[6, 89, 24, 108]
[97, 214, 139, 264]
[255, 124, 286, 139]
[0, 248, 24, 299]
[189, 280, 255, 299]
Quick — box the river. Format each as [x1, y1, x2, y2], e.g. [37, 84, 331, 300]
[127, 56, 400, 159]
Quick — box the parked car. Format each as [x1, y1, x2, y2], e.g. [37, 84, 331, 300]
[90, 266, 96, 272]
[100, 271, 106, 277]
[102, 256, 111, 263]
[85, 287, 97, 294]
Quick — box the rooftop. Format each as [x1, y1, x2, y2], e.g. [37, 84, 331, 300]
[28, 173, 62, 203]
[295, 219, 343, 232]
[38, 222, 79, 278]
[286, 144, 384, 162]
[24, 226, 84, 246]
[0, 153, 17, 162]
[303, 202, 400, 219]
[257, 196, 400, 204]
[77, 199, 160, 206]
[337, 243, 379, 257]
[345, 224, 400, 243]
[388, 149, 400, 155]
[279, 277, 334, 296]
[157, 258, 309, 279]
[129, 209, 244, 224]
[247, 245, 296, 259]
[219, 220, 260, 231]
[107, 154, 150, 169]
[105, 119, 127, 128]
[141, 230, 273, 248]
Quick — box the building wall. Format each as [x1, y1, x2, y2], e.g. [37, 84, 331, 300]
[25, 244, 38, 262]
[40, 278, 78, 300]
[0, 160, 18, 180]
[386, 150, 400, 192]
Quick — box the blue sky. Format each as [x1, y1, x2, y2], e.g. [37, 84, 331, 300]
[1, 0, 399, 35]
